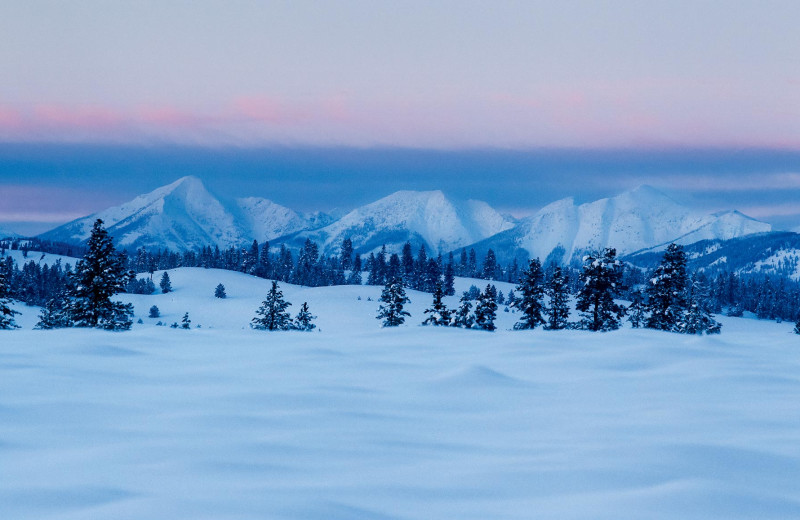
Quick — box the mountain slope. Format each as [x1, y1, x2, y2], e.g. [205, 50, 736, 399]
[468, 185, 771, 264]
[273, 190, 516, 256]
[39, 176, 328, 251]
[625, 231, 800, 280]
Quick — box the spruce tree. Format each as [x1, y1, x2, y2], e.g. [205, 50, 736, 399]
[794, 316, 800, 335]
[292, 302, 317, 331]
[512, 258, 546, 330]
[252, 281, 292, 331]
[575, 248, 625, 331]
[683, 274, 721, 334]
[377, 277, 410, 327]
[35, 289, 73, 330]
[627, 289, 646, 329]
[452, 292, 474, 328]
[422, 282, 451, 326]
[181, 312, 191, 329]
[347, 254, 363, 285]
[160, 271, 172, 294]
[544, 266, 570, 330]
[0, 270, 20, 329]
[149, 305, 160, 318]
[482, 249, 497, 280]
[340, 238, 354, 272]
[474, 284, 498, 331]
[645, 243, 688, 332]
[401, 242, 415, 287]
[68, 219, 134, 330]
[443, 262, 456, 296]
[214, 283, 226, 299]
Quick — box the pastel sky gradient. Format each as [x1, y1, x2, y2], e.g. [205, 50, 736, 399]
[1, 1, 800, 235]
[1, 1, 798, 148]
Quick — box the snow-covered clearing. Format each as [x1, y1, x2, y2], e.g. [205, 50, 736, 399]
[2, 268, 800, 519]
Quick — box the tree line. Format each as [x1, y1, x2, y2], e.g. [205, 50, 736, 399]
[3, 228, 800, 332]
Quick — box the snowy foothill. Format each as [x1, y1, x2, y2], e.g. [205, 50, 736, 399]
[2, 266, 800, 519]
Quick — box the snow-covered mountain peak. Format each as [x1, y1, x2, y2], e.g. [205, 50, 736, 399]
[275, 189, 515, 256]
[469, 186, 771, 264]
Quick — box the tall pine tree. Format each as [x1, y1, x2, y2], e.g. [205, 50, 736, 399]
[0, 270, 19, 329]
[452, 292, 474, 328]
[474, 284, 499, 331]
[422, 282, 451, 326]
[69, 219, 134, 330]
[377, 277, 410, 327]
[575, 248, 625, 331]
[544, 266, 570, 330]
[512, 258, 546, 330]
[252, 281, 292, 330]
[645, 243, 688, 332]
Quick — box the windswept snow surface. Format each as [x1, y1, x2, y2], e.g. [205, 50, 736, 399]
[2, 268, 800, 519]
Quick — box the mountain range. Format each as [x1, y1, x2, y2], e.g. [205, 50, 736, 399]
[38, 176, 774, 264]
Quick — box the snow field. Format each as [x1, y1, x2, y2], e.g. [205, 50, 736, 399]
[2, 267, 800, 519]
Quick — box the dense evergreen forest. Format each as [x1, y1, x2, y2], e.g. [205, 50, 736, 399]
[3, 234, 800, 326]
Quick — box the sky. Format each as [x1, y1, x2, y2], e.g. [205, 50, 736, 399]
[1, 1, 799, 234]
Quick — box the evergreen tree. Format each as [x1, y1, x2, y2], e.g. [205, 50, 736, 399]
[452, 292, 474, 328]
[35, 292, 72, 329]
[292, 302, 316, 331]
[181, 312, 191, 329]
[575, 248, 625, 331]
[366, 253, 379, 285]
[506, 289, 517, 307]
[0, 270, 19, 329]
[794, 316, 800, 335]
[214, 283, 226, 299]
[422, 282, 451, 326]
[160, 271, 172, 294]
[683, 274, 722, 334]
[627, 289, 646, 329]
[423, 257, 441, 293]
[414, 245, 428, 290]
[68, 219, 134, 330]
[340, 238, 354, 272]
[347, 254, 363, 285]
[482, 249, 497, 280]
[377, 277, 411, 327]
[512, 258, 546, 330]
[474, 284, 498, 331]
[252, 281, 292, 331]
[544, 266, 571, 330]
[645, 243, 688, 332]
[401, 242, 415, 287]
[149, 305, 160, 318]
[468, 248, 477, 277]
[443, 262, 456, 296]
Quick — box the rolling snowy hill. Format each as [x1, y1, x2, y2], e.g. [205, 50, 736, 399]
[273, 190, 516, 257]
[468, 185, 771, 264]
[39, 176, 330, 251]
[3, 266, 800, 519]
